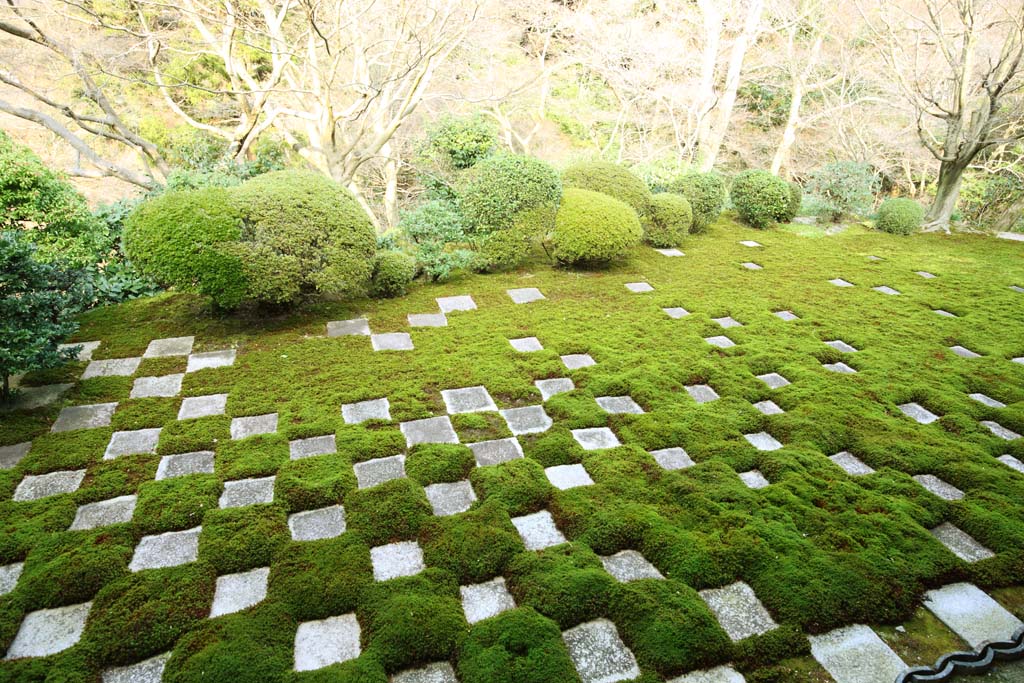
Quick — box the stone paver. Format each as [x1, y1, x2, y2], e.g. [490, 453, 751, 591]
[371, 541, 424, 581]
[774, 310, 799, 321]
[59, 340, 100, 362]
[14, 470, 86, 502]
[913, 474, 964, 501]
[753, 400, 784, 415]
[130, 374, 183, 399]
[327, 318, 370, 337]
[144, 336, 194, 358]
[186, 349, 235, 372]
[105, 428, 161, 460]
[823, 361, 857, 373]
[663, 306, 691, 319]
[70, 495, 137, 530]
[924, 583, 1024, 648]
[600, 550, 663, 582]
[1012, 284, 1024, 293]
[535, 378, 575, 400]
[436, 295, 476, 313]
[562, 353, 596, 369]
[899, 402, 939, 424]
[699, 581, 777, 641]
[981, 421, 1021, 440]
[508, 287, 545, 304]
[210, 567, 269, 617]
[950, 345, 981, 358]
[129, 527, 201, 572]
[51, 402, 117, 432]
[461, 577, 516, 624]
[650, 447, 695, 470]
[512, 510, 566, 550]
[705, 336, 735, 348]
[712, 316, 742, 328]
[425, 480, 477, 516]
[4, 602, 92, 659]
[655, 248, 684, 256]
[545, 464, 594, 490]
[740, 240, 762, 247]
[294, 614, 361, 671]
[741, 262, 762, 270]
[393, 662, 460, 683]
[469, 437, 524, 466]
[6, 383, 73, 410]
[401, 416, 459, 447]
[219, 476, 276, 508]
[687, 384, 719, 403]
[744, 432, 783, 451]
[442, 386, 497, 413]
[354, 454, 406, 489]
[230, 413, 278, 439]
[0, 562, 23, 596]
[342, 397, 391, 424]
[288, 505, 346, 542]
[82, 357, 141, 380]
[572, 427, 621, 450]
[156, 451, 215, 480]
[873, 285, 900, 295]
[562, 618, 641, 683]
[371, 332, 414, 351]
[178, 393, 228, 420]
[830, 278, 854, 287]
[668, 665, 746, 683]
[930, 523, 994, 563]
[408, 313, 447, 328]
[970, 393, 1006, 408]
[739, 470, 770, 489]
[916, 271, 936, 278]
[596, 396, 644, 414]
[756, 372, 790, 389]
[101, 652, 170, 683]
[625, 282, 654, 293]
[0, 442, 31, 470]
[830, 451, 875, 476]
[825, 340, 858, 353]
[289, 434, 337, 460]
[500, 406, 552, 435]
[998, 454, 1024, 473]
[808, 624, 907, 683]
[510, 337, 543, 352]
[934, 309, 958, 317]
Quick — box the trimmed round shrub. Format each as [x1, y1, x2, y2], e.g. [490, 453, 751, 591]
[371, 251, 416, 297]
[123, 188, 247, 309]
[426, 115, 497, 170]
[670, 172, 726, 232]
[473, 204, 554, 271]
[876, 198, 924, 235]
[806, 161, 878, 221]
[644, 193, 693, 247]
[459, 153, 562, 234]
[549, 188, 642, 266]
[562, 161, 652, 216]
[783, 181, 802, 222]
[730, 169, 792, 230]
[231, 170, 376, 304]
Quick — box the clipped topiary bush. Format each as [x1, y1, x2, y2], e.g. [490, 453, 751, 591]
[644, 193, 693, 247]
[459, 153, 562, 234]
[730, 169, 792, 230]
[562, 160, 652, 217]
[806, 161, 878, 222]
[549, 188, 642, 266]
[472, 205, 554, 271]
[784, 181, 802, 222]
[876, 197, 924, 235]
[426, 115, 498, 170]
[399, 199, 475, 282]
[371, 251, 417, 298]
[670, 172, 726, 232]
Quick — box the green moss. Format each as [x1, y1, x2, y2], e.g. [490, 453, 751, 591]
[451, 412, 512, 443]
[275, 454, 356, 512]
[506, 543, 615, 628]
[19, 428, 112, 474]
[158, 416, 230, 455]
[405, 443, 475, 485]
[77, 456, 156, 504]
[344, 478, 432, 546]
[470, 459, 551, 516]
[18, 528, 134, 609]
[270, 535, 372, 621]
[336, 425, 406, 464]
[134, 475, 221, 533]
[457, 607, 580, 683]
[199, 505, 289, 574]
[215, 434, 289, 479]
[110, 398, 180, 430]
[420, 501, 523, 583]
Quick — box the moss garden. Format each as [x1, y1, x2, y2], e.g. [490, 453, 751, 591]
[2, 216, 1024, 683]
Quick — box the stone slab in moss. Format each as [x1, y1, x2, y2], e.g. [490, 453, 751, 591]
[59, 340, 100, 362]
[209, 566, 269, 617]
[743, 432, 783, 451]
[288, 434, 336, 460]
[13, 469, 86, 501]
[753, 400, 784, 415]
[982, 420, 1021, 440]
[923, 583, 1024, 649]
[873, 285, 901, 295]
[829, 451, 874, 476]
[929, 522, 994, 563]
[6, 383, 72, 410]
[354, 454, 407, 489]
[704, 335, 735, 349]
[998, 454, 1024, 473]
[950, 344, 981, 358]
[0, 561, 23, 595]
[436, 295, 476, 313]
[130, 374, 183, 399]
[156, 451, 215, 479]
[372, 332, 414, 351]
[101, 652, 169, 683]
[143, 336, 194, 358]
[69, 494, 137, 530]
[649, 447, 694, 470]
[561, 354, 595, 369]
[500, 406, 551, 436]
[185, 349, 235, 372]
[829, 278, 854, 287]
[342, 397, 391, 424]
[51, 402, 117, 432]
[535, 378, 574, 401]
[663, 307, 690, 318]
[624, 282, 653, 293]
[561, 618, 641, 683]
[219, 476, 276, 508]
[699, 581, 778, 642]
[509, 337, 543, 352]
[739, 470, 770, 490]
[741, 262, 763, 270]
[288, 505, 347, 541]
[774, 310, 799, 321]
[756, 372, 790, 389]
[129, 527, 200, 572]
[401, 417, 459, 447]
[970, 392, 1006, 408]
[825, 340, 858, 353]
[545, 464, 593, 490]
[711, 316, 742, 329]
[408, 313, 448, 328]
[4, 601, 91, 658]
[507, 287, 545, 304]
[808, 624, 906, 683]
[599, 550, 663, 583]
[83, 357, 141, 380]
[668, 665, 745, 682]
[370, 541, 425, 581]
[572, 428, 620, 451]
[178, 393, 227, 420]
[442, 386, 497, 414]
[424, 480, 477, 516]
[824, 361, 857, 373]
[293, 613, 361, 671]
[655, 248, 684, 256]
[393, 661, 459, 683]
[229, 413, 277, 440]
[461, 577, 516, 624]
[104, 428, 161, 460]
[898, 402, 938, 424]
[912, 474, 964, 501]
[469, 438, 523, 467]
[686, 385, 719, 404]
[511, 510, 565, 551]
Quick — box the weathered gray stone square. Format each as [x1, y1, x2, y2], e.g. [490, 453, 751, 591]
[425, 480, 477, 516]
[873, 285, 900, 295]
[739, 470, 770, 489]
[105, 428, 161, 460]
[461, 577, 516, 624]
[823, 361, 856, 373]
[4, 602, 92, 659]
[130, 373, 184, 399]
[70, 495, 137, 530]
[354, 454, 406, 489]
[82, 357, 141, 380]
[210, 567, 269, 617]
[371, 332, 414, 351]
[705, 335, 735, 348]
[808, 624, 907, 683]
[144, 336, 194, 358]
[741, 262, 762, 270]
[663, 307, 690, 318]
[699, 581, 777, 641]
[667, 665, 745, 683]
[343, 397, 391, 424]
[712, 316, 742, 328]
[562, 353, 596, 369]
[408, 313, 447, 327]
[289, 434, 337, 460]
[294, 614, 361, 671]
[512, 510, 566, 550]
[825, 340, 857, 353]
[740, 240, 762, 247]
[830, 451, 874, 476]
[442, 385, 497, 413]
[650, 447, 695, 470]
[774, 310, 798, 321]
[535, 377, 574, 400]
[744, 432, 783, 451]
[600, 550, 663, 582]
[0, 562, 23, 596]
[469, 437, 523, 466]
[625, 282, 654, 293]
[220, 476, 276, 508]
[930, 523, 994, 563]
[1012, 284, 1024, 293]
[898, 402, 938, 424]
[969, 393, 1005, 408]
[510, 337, 543, 352]
[129, 527, 201, 571]
[59, 340, 100, 362]
[436, 295, 476, 313]
[186, 349, 236, 372]
[916, 271, 936, 278]
[327, 318, 370, 337]
[230, 413, 278, 439]
[178, 393, 227, 419]
[950, 345, 981, 358]
[500, 406, 552, 435]
[829, 278, 854, 287]
[545, 464, 594, 490]
[913, 474, 964, 500]
[998, 454, 1024, 473]
[51, 402, 117, 432]
[14, 469, 86, 502]
[288, 505, 346, 541]
[392, 662, 460, 683]
[0, 442, 31, 470]
[561, 618, 641, 683]
[572, 427, 620, 450]
[156, 451, 215, 479]
[756, 372, 789, 389]
[981, 420, 1021, 440]
[508, 287, 545, 304]
[934, 309, 957, 317]
[753, 400, 783, 415]
[686, 384, 719, 403]
[924, 583, 1024, 648]
[655, 248, 684, 256]
[371, 541, 424, 581]
[401, 416, 459, 446]
[101, 652, 170, 683]
[596, 396, 644, 414]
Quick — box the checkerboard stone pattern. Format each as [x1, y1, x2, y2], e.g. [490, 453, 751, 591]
[230, 413, 278, 439]
[699, 581, 778, 641]
[101, 652, 170, 683]
[561, 618, 641, 683]
[600, 550, 663, 582]
[808, 624, 907, 683]
[70, 495, 137, 530]
[186, 349, 236, 373]
[4, 601, 92, 659]
[130, 527, 201, 572]
[51, 402, 117, 432]
[425, 480, 477, 516]
[342, 397, 391, 424]
[401, 416, 459, 447]
[156, 451, 215, 479]
[461, 577, 516, 624]
[500, 406, 552, 435]
[294, 614, 361, 671]
[512, 510, 566, 550]
[924, 583, 1024, 649]
[371, 541, 425, 581]
[469, 438, 523, 466]
[14, 469, 86, 502]
[210, 567, 269, 617]
[288, 505, 346, 542]
[144, 336, 194, 358]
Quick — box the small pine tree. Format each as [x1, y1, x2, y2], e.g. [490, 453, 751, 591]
[0, 232, 89, 403]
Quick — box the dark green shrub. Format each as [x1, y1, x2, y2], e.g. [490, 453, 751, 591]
[471, 205, 554, 271]
[426, 115, 498, 170]
[645, 193, 693, 247]
[399, 200, 474, 282]
[459, 154, 562, 234]
[548, 188, 642, 266]
[784, 181, 802, 222]
[562, 161, 651, 216]
[670, 172, 726, 232]
[876, 198, 924, 235]
[730, 170, 792, 230]
[371, 251, 416, 298]
[806, 161, 878, 221]
[123, 188, 248, 309]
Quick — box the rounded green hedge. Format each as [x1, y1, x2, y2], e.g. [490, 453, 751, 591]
[784, 181, 802, 222]
[371, 251, 417, 297]
[549, 188, 642, 266]
[876, 198, 924, 235]
[562, 161, 652, 217]
[459, 153, 561, 234]
[645, 193, 693, 247]
[123, 188, 247, 309]
[730, 170, 792, 230]
[670, 172, 725, 232]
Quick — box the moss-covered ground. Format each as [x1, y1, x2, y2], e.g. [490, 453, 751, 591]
[1, 215, 1023, 681]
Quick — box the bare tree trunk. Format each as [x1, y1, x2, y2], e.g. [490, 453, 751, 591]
[770, 79, 804, 176]
[924, 159, 969, 232]
[382, 143, 400, 230]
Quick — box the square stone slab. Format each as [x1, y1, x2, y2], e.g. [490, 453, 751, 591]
[774, 310, 799, 321]
[970, 393, 1005, 408]
[950, 345, 981, 358]
[824, 362, 857, 374]
[14, 469, 86, 502]
[600, 550, 663, 582]
[572, 427, 621, 451]
[327, 318, 370, 337]
[508, 287, 545, 304]
[655, 248, 684, 256]
[899, 403, 939, 424]
[290, 434, 337, 460]
[131, 374, 184, 399]
[699, 581, 777, 641]
[830, 451, 875, 476]
[756, 372, 789, 389]
[867, 255, 882, 261]
[220, 476, 276, 508]
[873, 285, 900, 295]
[668, 665, 745, 683]
[930, 523, 994, 563]
[186, 349, 236, 372]
[371, 541, 425, 581]
[545, 464, 594, 490]
[934, 309, 957, 317]
[562, 353, 596, 369]
[753, 400, 783, 415]
[739, 470, 770, 489]
[808, 624, 907, 683]
[744, 432, 783, 451]
[105, 428, 161, 460]
[408, 312, 447, 328]
[512, 510, 566, 550]
[230, 413, 278, 440]
[425, 480, 477, 516]
[998, 454, 1024, 473]
[712, 316, 742, 329]
[500, 406, 552, 435]
[913, 474, 964, 501]
[289, 505, 346, 542]
[916, 271, 936, 278]
[59, 340, 100, 362]
[741, 262, 762, 270]
[51, 402, 117, 432]
[442, 386, 497, 413]
[663, 307, 690, 318]
[562, 618, 641, 683]
[129, 527, 201, 571]
[7, 383, 73, 410]
[650, 447, 695, 470]
[82, 357, 141, 380]
[178, 393, 228, 420]
[401, 416, 459, 447]
[981, 420, 1021, 440]
[596, 396, 644, 414]
[510, 337, 543, 352]
[924, 583, 1024, 649]
[825, 340, 857, 353]
[354, 454, 406, 489]
[686, 384, 719, 403]
[535, 378, 574, 400]
[625, 282, 654, 293]
[156, 451, 215, 480]
[343, 397, 391, 424]
[210, 566, 269, 617]
[102, 652, 170, 683]
[469, 438, 524, 466]
[144, 336, 194, 358]
[372, 332, 414, 351]
[393, 662, 460, 683]
[461, 577, 516, 624]
[705, 335, 735, 349]
[294, 614, 361, 671]
[0, 562, 23, 596]
[436, 295, 476, 313]
[4, 602, 92, 659]
[1013, 284, 1024, 292]
[70, 495, 137, 530]
[829, 278, 854, 287]
[740, 240, 762, 247]
[0, 442, 31, 470]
